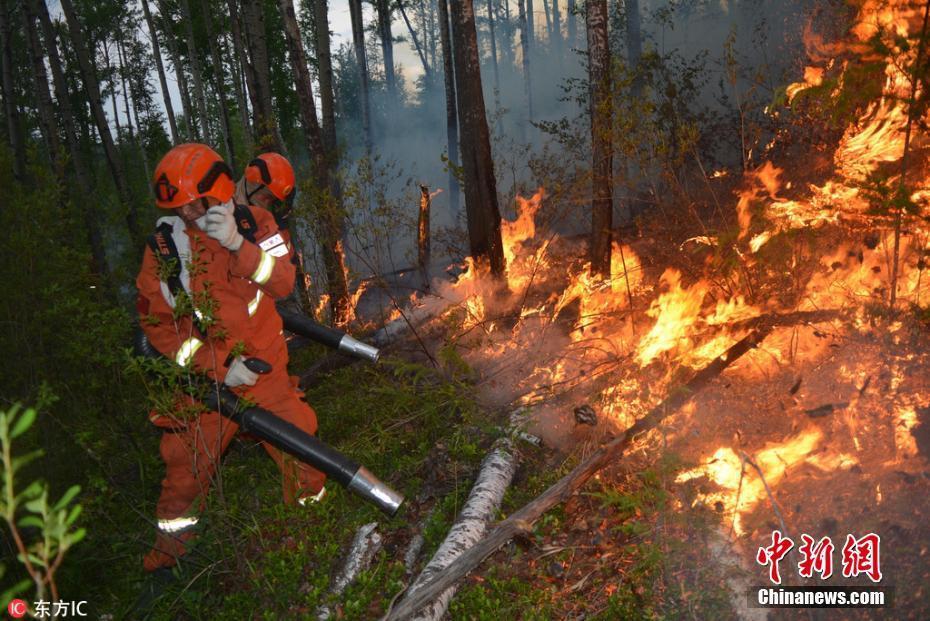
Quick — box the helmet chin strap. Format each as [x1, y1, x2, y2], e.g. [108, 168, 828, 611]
[246, 181, 265, 204]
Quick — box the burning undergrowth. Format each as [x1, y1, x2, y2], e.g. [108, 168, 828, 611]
[367, 0, 930, 616]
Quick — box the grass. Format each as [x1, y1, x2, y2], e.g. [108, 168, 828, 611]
[128, 351, 491, 619]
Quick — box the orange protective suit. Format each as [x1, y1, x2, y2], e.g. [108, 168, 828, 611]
[136, 203, 324, 572]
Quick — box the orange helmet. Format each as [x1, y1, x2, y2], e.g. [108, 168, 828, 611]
[152, 143, 235, 208]
[244, 152, 295, 201]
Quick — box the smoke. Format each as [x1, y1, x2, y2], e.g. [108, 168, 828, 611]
[292, 0, 815, 313]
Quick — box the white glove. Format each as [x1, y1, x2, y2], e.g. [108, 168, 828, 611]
[203, 202, 244, 251]
[224, 356, 259, 387]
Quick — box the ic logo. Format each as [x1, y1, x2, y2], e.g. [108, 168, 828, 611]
[7, 599, 27, 618]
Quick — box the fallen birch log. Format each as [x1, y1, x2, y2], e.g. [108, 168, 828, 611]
[385, 325, 774, 619]
[316, 522, 383, 620]
[400, 437, 518, 621]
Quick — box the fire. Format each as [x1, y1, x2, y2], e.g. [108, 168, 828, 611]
[636, 270, 709, 367]
[677, 428, 858, 535]
[786, 66, 824, 102]
[736, 162, 783, 239]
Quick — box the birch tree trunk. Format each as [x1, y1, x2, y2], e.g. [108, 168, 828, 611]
[201, 0, 236, 168]
[348, 0, 372, 157]
[59, 0, 143, 246]
[0, 0, 25, 181]
[141, 0, 178, 144]
[437, 0, 460, 215]
[22, 0, 62, 177]
[518, 0, 534, 123]
[158, 0, 196, 140]
[179, 0, 211, 143]
[278, 0, 352, 323]
[450, 0, 505, 276]
[587, 0, 612, 277]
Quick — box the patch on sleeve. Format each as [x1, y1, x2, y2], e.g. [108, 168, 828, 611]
[259, 233, 289, 257]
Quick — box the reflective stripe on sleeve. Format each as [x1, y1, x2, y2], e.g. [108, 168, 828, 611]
[175, 337, 204, 366]
[247, 290, 263, 316]
[251, 250, 275, 285]
[157, 516, 199, 533]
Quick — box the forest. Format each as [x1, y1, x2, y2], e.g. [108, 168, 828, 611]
[2, 0, 930, 619]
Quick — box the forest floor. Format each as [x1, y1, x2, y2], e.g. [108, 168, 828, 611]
[119, 269, 930, 620]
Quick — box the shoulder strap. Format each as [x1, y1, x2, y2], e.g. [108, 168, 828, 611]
[147, 222, 185, 300]
[147, 221, 208, 336]
[233, 202, 258, 243]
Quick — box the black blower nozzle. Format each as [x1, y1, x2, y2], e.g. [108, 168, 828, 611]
[279, 310, 380, 363]
[134, 329, 403, 516]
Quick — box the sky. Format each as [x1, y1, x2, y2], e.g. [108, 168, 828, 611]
[49, 0, 428, 137]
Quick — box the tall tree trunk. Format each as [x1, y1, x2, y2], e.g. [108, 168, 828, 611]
[277, 0, 351, 323]
[101, 42, 122, 137]
[201, 0, 236, 168]
[241, 0, 283, 151]
[22, 0, 62, 178]
[625, 0, 642, 96]
[438, 0, 459, 215]
[587, 0, 612, 277]
[179, 0, 211, 143]
[527, 0, 535, 47]
[157, 0, 196, 139]
[116, 39, 136, 146]
[542, 0, 552, 42]
[119, 37, 152, 185]
[486, 0, 499, 94]
[225, 0, 255, 151]
[518, 0, 534, 123]
[348, 0, 372, 157]
[398, 0, 430, 78]
[59, 0, 142, 246]
[376, 0, 397, 101]
[567, 0, 576, 47]
[428, 0, 438, 77]
[141, 0, 178, 144]
[450, 0, 505, 276]
[313, 0, 337, 156]
[33, 5, 88, 184]
[32, 0, 108, 279]
[552, 0, 561, 59]
[0, 0, 25, 181]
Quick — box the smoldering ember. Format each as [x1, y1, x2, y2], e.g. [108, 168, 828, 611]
[2, 0, 929, 619]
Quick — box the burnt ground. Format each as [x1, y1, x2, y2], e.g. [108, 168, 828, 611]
[454, 318, 930, 620]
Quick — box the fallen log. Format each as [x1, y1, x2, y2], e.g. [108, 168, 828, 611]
[403, 438, 517, 621]
[316, 522, 383, 620]
[384, 325, 774, 620]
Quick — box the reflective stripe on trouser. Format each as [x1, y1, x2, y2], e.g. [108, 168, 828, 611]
[145, 372, 326, 570]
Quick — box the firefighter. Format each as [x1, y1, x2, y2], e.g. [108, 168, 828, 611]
[136, 143, 326, 573]
[235, 152, 297, 245]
